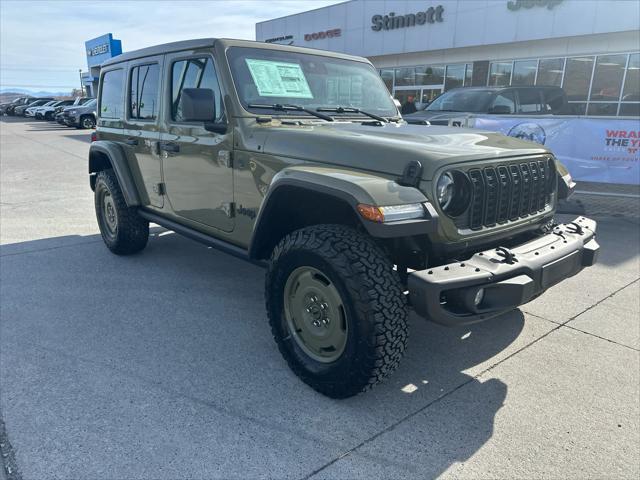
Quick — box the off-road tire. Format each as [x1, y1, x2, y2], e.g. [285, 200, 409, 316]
[266, 224, 408, 398]
[94, 169, 149, 255]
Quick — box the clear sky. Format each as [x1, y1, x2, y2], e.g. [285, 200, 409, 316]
[0, 0, 342, 92]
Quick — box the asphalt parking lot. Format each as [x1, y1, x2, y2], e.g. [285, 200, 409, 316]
[1, 116, 638, 479]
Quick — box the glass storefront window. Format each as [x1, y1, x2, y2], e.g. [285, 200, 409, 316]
[464, 64, 473, 86]
[536, 58, 564, 86]
[394, 67, 415, 86]
[590, 54, 627, 101]
[620, 103, 640, 116]
[415, 65, 444, 85]
[444, 64, 465, 91]
[622, 53, 639, 101]
[587, 103, 619, 116]
[380, 69, 394, 93]
[382, 52, 640, 117]
[563, 57, 594, 101]
[512, 60, 537, 86]
[489, 62, 512, 86]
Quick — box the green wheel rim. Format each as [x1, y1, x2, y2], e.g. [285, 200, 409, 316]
[283, 266, 348, 363]
[99, 188, 118, 238]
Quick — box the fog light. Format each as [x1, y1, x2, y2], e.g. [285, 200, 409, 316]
[474, 288, 485, 306]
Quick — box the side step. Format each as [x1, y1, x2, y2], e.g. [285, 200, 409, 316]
[137, 209, 266, 268]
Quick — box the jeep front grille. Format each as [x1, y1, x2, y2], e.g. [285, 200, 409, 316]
[460, 157, 555, 231]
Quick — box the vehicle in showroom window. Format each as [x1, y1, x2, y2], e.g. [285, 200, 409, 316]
[88, 38, 598, 398]
[404, 86, 568, 125]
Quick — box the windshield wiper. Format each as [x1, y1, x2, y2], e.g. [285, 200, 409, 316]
[316, 106, 389, 123]
[247, 103, 334, 122]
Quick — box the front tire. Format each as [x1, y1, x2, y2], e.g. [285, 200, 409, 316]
[266, 225, 408, 398]
[94, 169, 149, 255]
[79, 115, 95, 129]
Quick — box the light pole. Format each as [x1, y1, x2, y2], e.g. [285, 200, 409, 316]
[78, 69, 84, 97]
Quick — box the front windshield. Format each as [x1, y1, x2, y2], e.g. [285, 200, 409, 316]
[227, 46, 398, 118]
[426, 89, 494, 113]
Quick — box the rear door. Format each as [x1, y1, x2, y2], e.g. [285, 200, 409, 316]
[123, 56, 164, 208]
[160, 52, 234, 232]
[97, 66, 126, 141]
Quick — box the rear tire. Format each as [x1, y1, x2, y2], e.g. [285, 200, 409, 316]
[266, 224, 408, 398]
[94, 169, 148, 255]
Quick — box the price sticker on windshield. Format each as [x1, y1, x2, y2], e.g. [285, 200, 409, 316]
[245, 59, 314, 99]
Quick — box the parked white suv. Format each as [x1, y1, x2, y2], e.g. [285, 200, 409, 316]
[34, 100, 73, 119]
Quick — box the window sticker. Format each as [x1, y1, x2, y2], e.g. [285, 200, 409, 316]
[245, 59, 313, 99]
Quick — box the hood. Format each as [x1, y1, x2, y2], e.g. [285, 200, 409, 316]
[260, 121, 548, 180]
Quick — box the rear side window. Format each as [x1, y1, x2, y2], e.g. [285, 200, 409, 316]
[100, 69, 124, 119]
[129, 64, 160, 120]
[542, 89, 565, 113]
[518, 89, 544, 113]
[171, 57, 224, 123]
[491, 91, 515, 113]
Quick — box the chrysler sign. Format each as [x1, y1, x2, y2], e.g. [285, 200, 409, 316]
[371, 5, 444, 31]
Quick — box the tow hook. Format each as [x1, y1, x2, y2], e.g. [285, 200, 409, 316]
[495, 246, 518, 264]
[566, 222, 584, 235]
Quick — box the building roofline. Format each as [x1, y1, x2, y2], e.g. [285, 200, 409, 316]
[255, 0, 350, 26]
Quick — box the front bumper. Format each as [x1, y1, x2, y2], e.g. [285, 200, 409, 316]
[408, 216, 599, 326]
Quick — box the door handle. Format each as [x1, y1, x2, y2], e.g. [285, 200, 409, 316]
[125, 137, 139, 146]
[159, 142, 180, 153]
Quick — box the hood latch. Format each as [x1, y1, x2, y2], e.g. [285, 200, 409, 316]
[398, 160, 423, 188]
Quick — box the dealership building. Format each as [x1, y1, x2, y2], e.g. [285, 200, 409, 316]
[256, 0, 640, 117]
[81, 33, 122, 97]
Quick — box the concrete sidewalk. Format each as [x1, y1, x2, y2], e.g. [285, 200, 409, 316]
[1, 117, 639, 479]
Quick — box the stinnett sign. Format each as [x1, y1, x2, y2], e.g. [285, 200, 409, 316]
[371, 5, 444, 31]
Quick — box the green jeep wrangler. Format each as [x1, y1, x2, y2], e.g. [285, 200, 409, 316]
[89, 38, 598, 398]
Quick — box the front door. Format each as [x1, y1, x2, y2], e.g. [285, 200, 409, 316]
[160, 53, 234, 232]
[394, 89, 419, 114]
[123, 56, 164, 208]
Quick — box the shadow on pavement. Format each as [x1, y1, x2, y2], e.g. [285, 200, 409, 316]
[0, 230, 521, 477]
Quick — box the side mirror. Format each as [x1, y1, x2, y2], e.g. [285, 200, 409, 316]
[179, 88, 216, 122]
[488, 105, 512, 114]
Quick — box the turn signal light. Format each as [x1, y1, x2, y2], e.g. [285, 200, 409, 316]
[357, 203, 426, 223]
[90, 131, 97, 142]
[357, 204, 385, 223]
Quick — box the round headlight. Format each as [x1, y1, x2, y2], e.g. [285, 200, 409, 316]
[436, 170, 472, 216]
[436, 172, 455, 210]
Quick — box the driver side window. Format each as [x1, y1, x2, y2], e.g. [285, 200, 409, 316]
[171, 57, 224, 123]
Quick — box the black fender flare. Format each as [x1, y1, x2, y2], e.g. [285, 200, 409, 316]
[248, 167, 438, 260]
[88, 141, 142, 206]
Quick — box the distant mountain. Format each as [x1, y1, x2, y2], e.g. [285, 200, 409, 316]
[0, 88, 70, 97]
